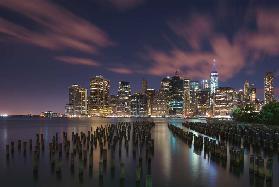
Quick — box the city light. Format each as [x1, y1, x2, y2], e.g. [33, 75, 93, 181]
[64, 67, 276, 118]
[0, 113, 8, 117]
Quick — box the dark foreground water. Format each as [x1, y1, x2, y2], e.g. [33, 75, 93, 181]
[0, 117, 278, 187]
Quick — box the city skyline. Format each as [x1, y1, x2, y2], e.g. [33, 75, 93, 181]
[63, 67, 275, 118]
[1, 0, 279, 114]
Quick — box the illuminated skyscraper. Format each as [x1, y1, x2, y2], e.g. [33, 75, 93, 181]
[146, 88, 155, 116]
[201, 79, 209, 90]
[249, 84, 256, 103]
[236, 89, 244, 106]
[196, 89, 210, 116]
[160, 77, 171, 114]
[66, 84, 87, 116]
[244, 80, 250, 101]
[183, 79, 191, 117]
[117, 81, 131, 116]
[169, 73, 184, 116]
[213, 87, 235, 116]
[130, 92, 148, 117]
[210, 62, 219, 94]
[264, 72, 274, 104]
[190, 81, 201, 114]
[152, 90, 167, 117]
[88, 75, 110, 116]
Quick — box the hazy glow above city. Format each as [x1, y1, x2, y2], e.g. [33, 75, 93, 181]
[0, 0, 279, 114]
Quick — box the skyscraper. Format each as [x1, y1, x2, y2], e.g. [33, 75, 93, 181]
[66, 84, 87, 116]
[235, 89, 244, 107]
[169, 73, 184, 116]
[196, 89, 210, 116]
[152, 90, 167, 117]
[160, 77, 171, 114]
[183, 79, 191, 117]
[190, 81, 201, 115]
[213, 87, 235, 116]
[264, 72, 274, 105]
[201, 79, 210, 90]
[146, 88, 155, 116]
[249, 84, 256, 103]
[141, 79, 148, 94]
[117, 81, 131, 116]
[130, 92, 148, 117]
[88, 75, 110, 116]
[210, 62, 219, 94]
[244, 80, 250, 101]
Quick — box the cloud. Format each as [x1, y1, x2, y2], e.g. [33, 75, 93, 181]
[168, 15, 213, 49]
[0, 0, 112, 54]
[97, 0, 145, 10]
[148, 36, 245, 80]
[145, 9, 279, 81]
[55, 56, 100, 66]
[237, 8, 279, 56]
[108, 67, 134, 74]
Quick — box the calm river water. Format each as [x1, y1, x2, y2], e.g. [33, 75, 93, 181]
[0, 117, 278, 187]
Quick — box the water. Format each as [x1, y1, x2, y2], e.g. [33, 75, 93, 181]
[0, 117, 278, 187]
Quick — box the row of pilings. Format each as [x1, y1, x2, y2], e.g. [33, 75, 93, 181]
[168, 123, 275, 184]
[183, 121, 279, 155]
[5, 121, 155, 187]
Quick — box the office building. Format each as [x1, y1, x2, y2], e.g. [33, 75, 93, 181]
[88, 75, 110, 116]
[190, 81, 201, 115]
[146, 88, 155, 116]
[66, 84, 87, 116]
[201, 79, 210, 90]
[264, 72, 274, 104]
[183, 79, 191, 117]
[169, 73, 184, 116]
[196, 89, 210, 116]
[210, 63, 219, 94]
[117, 81, 131, 116]
[152, 90, 167, 117]
[213, 87, 235, 116]
[130, 93, 148, 117]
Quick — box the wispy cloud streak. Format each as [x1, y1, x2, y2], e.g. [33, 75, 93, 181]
[55, 56, 100, 66]
[0, 0, 112, 54]
[108, 67, 134, 74]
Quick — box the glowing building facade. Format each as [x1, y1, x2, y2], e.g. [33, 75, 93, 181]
[264, 72, 274, 105]
[169, 74, 184, 116]
[210, 64, 219, 94]
[88, 75, 110, 116]
[66, 84, 87, 116]
[213, 87, 235, 116]
[183, 79, 191, 117]
[201, 79, 210, 90]
[160, 77, 171, 114]
[146, 88, 155, 116]
[117, 81, 131, 116]
[196, 89, 210, 116]
[190, 81, 201, 115]
[130, 93, 148, 117]
[152, 90, 167, 117]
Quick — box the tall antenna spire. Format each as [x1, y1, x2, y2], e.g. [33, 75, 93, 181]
[212, 58, 217, 73]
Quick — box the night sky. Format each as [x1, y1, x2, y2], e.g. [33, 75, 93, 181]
[1, 0, 279, 114]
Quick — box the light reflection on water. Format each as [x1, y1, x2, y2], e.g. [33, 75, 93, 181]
[0, 117, 278, 187]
